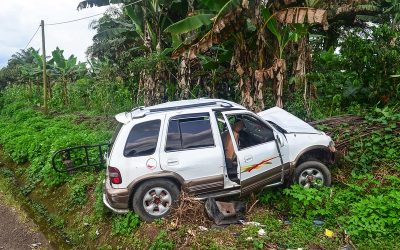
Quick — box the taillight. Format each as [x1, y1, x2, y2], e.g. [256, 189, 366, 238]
[108, 166, 122, 184]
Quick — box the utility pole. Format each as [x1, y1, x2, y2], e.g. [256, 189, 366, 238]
[41, 20, 48, 113]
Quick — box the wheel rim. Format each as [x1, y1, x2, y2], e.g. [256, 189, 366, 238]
[298, 168, 325, 188]
[142, 187, 172, 216]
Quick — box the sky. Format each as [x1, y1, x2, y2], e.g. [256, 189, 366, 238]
[0, 0, 109, 68]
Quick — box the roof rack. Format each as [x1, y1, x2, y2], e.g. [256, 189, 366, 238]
[148, 101, 233, 113]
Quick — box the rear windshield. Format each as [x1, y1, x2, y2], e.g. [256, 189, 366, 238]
[110, 123, 123, 145]
[124, 120, 161, 157]
[108, 122, 123, 154]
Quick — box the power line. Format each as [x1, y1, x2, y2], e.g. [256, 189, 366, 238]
[20, 0, 145, 51]
[45, 0, 145, 26]
[45, 13, 104, 26]
[24, 24, 41, 50]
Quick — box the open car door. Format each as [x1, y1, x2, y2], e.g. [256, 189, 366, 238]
[221, 110, 288, 193]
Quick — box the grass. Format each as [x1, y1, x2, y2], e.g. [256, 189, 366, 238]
[0, 86, 399, 249]
[0, 163, 29, 224]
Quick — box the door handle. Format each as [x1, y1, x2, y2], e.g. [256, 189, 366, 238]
[244, 155, 253, 163]
[167, 159, 179, 166]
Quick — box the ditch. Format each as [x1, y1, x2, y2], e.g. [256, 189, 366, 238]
[0, 148, 71, 250]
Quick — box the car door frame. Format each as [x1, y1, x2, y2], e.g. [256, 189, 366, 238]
[221, 110, 287, 193]
[159, 110, 226, 195]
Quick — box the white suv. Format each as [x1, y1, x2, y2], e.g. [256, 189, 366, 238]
[103, 99, 335, 221]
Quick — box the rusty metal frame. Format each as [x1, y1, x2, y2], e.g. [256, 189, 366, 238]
[52, 143, 110, 173]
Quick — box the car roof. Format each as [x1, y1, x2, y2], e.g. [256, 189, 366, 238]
[115, 98, 246, 124]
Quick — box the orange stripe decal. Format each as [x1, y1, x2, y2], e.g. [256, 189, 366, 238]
[240, 156, 279, 173]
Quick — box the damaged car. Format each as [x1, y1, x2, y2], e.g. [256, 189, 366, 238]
[103, 99, 335, 221]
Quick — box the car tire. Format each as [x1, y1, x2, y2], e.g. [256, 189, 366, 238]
[132, 179, 180, 222]
[294, 161, 331, 188]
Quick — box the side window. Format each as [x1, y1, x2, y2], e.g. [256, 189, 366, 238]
[227, 114, 274, 150]
[124, 120, 161, 157]
[165, 120, 181, 151]
[166, 114, 215, 151]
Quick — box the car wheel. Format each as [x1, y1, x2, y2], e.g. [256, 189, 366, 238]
[294, 161, 331, 188]
[132, 179, 180, 222]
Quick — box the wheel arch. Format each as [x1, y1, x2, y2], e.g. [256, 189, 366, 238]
[127, 172, 184, 209]
[293, 146, 335, 168]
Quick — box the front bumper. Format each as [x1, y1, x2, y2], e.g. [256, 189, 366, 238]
[103, 178, 130, 214]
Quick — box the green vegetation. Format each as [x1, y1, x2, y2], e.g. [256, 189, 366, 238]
[0, 78, 398, 249]
[112, 212, 140, 236]
[0, 0, 399, 249]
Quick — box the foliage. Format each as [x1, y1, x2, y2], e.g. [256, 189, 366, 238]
[346, 107, 400, 171]
[0, 79, 399, 249]
[49, 77, 133, 114]
[149, 230, 174, 250]
[0, 0, 400, 248]
[259, 173, 400, 244]
[257, 107, 400, 246]
[111, 212, 141, 236]
[0, 86, 111, 187]
[0, 48, 38, 90]
[310, 25, 400, 109]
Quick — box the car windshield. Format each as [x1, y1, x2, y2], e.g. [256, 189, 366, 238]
[265, 120, 287, 133]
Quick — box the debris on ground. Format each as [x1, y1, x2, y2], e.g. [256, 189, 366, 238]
[30, 243, 41, 249]
[169, 192, 211, 227]
[324, 229, 335, 238]
[313, 219, 324, 226]
[239, 220, 263, 227]
[340, 245, 352, 250]
[205, 197, 246, 225]
[308, 114, 400, 154]
[198, 226, 208, 231]
[257, 228, 266, 236]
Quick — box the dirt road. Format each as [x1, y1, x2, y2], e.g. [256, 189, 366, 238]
[0, 198, 52, 250]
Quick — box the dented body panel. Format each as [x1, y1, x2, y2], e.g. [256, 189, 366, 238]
[103, 99, 335, 215]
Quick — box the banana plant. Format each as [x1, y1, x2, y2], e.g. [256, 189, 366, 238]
[20, 63, 41, 97]
[50, 47, 87, 105]
[78, 0, 186, 105]
[261, 7, 307, 59]
[164, 0, 242, 50]
[383, 0, 400, 27]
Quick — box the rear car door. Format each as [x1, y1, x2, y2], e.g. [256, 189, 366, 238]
[222, 111, 286, 193]
[159, 111, 225, 195]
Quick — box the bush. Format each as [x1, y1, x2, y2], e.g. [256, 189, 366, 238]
[111, 212, 141, 236]
[149, 230, 174, 250]
[259, 173, 400, 244]
[0, 85, 112, 188]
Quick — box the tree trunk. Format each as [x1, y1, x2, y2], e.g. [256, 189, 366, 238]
[274, 59, 286, 108]
[142, 70, 154, 107]
[178, 56, 190, 100]
[140, 4, 165, 106]
[63, 78, 68, 106]
[293, 35, 312, 116]
[137, 75, 143, 105]
[28, 79, 32, 99]
[232, 38, 255, 110]
[37, 77, 40, 96]
[47, 76, 52, 100]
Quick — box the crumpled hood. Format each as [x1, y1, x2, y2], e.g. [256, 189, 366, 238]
[258, 107, 319, 134]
